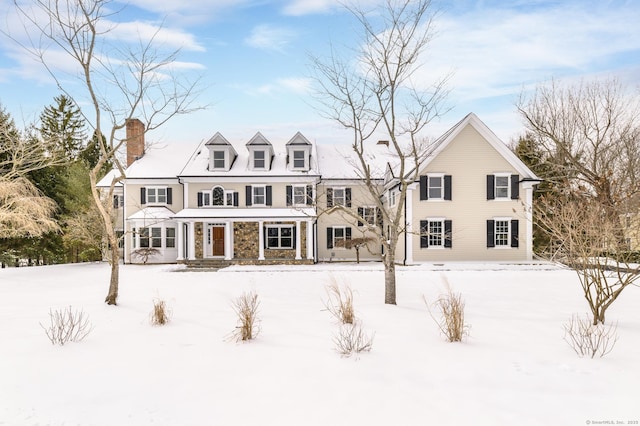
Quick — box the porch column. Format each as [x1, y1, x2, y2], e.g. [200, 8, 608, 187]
[258, 220, 265, 260]
[306, 220, 314, 260]
[188, 221, 196, 260]
[405, 184, 415, 264]
[176, 221, 184, 261]
[225, 221, 233, 260]
[295, 220, 301, 260]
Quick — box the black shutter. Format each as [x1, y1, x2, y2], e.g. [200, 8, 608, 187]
[444, 175, 452, 201]
[140, 187, 146, 205]
[345, 227, 352, 240]
[327, 227, 333, 249]
[292, 226, 296, 249]
[286, 185, 292, 206]
[197, 192, 203, 207]
[166, 188, 172, 204]
[486, 175, 495, 200]
[511, 175, 520, 200]
[511, 219, 519, 247]
[266, 186, 272, 206]
[357, 207, 364, 227]
[263, 226, 267, 249]
[345, 188, 352, 207]
[444, 220, 452, 248]
[420, 175, 428, 200]
[326, 188, 333, 208]
[113, 195, 118, 209]
[306, 185, 313, 205]
[233, 192, 239, 207]
[420, 220, 428, 248]
[487, 220, 495, 248]
[376, 208, 383, 228]
[246, 186, 252, 206]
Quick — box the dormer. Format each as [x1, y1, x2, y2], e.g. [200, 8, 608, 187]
[205, 132, 237, 172]
[286, 132, 312, 171]
[246, 132, 274, 171]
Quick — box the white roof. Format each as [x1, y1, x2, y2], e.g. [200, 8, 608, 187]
[96, 169, 124, 188]
[127, 207, 175, 224]
[172, 208, 316, 220]
[126, 141, 199, 179]
[180, 133, 321, 177]
[316, 143, 391, 180]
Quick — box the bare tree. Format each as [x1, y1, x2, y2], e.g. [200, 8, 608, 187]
[311, 0, 449, 304]
[517, 78, 640, 324]
[335, 236, 376, 264]
[7, 0, 201, 304]
[1, 110, 64, 237]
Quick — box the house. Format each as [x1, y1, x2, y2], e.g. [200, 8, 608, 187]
[113, 113, 539, 265]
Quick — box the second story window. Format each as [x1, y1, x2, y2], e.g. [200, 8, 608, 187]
[253, 150, 266, 169]
[495, 175, 510, 199]
[253, 185, 266, 205]
[327, 187, 351, 207]
[141, 187, 172, 205]
[428, 175, 443, 199]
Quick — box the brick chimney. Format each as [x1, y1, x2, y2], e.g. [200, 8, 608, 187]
[126, 118, 145, 166]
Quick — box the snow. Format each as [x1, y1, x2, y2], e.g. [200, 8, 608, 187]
[1, 262, 639, 426]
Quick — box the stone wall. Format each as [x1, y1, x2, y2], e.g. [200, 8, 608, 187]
[195, 222, 203, 259]
[234, 222, 259, 259]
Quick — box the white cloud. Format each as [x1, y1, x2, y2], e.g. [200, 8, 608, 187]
[104, 20, 206, 52]
[245, 24, 296, 52]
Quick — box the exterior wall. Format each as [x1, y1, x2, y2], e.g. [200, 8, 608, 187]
[187, 181, 313, 209]
[234, 222, 259, 259]
[409, 125, 529, 262]
[125, 182, 184, 217]
[316, 180, 383, 262]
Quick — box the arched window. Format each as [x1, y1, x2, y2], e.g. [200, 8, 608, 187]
[212, 186, 224, 206]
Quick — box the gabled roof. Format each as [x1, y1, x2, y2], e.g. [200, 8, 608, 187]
[286, 132, 312, 146]
[246, 132, 272, 147]
[417, 113, 540, 180]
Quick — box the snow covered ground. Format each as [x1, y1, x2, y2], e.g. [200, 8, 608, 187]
[1, 262, 639, 426]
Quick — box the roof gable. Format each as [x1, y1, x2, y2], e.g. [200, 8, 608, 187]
[286, 132, 312, 146]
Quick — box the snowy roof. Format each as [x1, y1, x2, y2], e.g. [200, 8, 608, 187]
[96, 168, 123, 188]
[125, 141, 199, 179]
[179, 133, 321, 177]
[172, 208, 316, 220]
[315, 143, 391, 180]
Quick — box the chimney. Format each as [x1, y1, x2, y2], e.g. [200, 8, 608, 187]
[126, 118, 145, 166]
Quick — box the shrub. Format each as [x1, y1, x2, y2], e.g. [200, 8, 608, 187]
[323, 276, 355, 325]
[150, 298, 172, 326]
[231, 291, 260, 342]
[424, 284, 469, 342]
[41, 306, 93, 345]
[333, 323, 374, 357]
[563, 313, 618, 358]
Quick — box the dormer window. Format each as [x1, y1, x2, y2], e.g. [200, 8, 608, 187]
[293, 150, 306, 169]
[253, 150, 266, 169]
[212, 151, 225, 169]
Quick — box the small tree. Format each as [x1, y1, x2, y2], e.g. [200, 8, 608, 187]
[334, 236, 376, 264]
[311, 0, 450, 304]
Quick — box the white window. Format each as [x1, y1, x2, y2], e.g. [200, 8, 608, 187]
[389, 189, 397, 207]
[113, 194, 124, 209]
[495, 175, 510, 199]
[332, 188, 346, 206]
[266, 225, 294, 249]
[495, 220, 510, 246]
[428, 175, 443, 200]
[332, 226, 349, 249]
[200, 187, 235, 207]
[253, 150, 266, 169]
[201, 192, 211, 206]
[212, 186, 225, 206]
[146, 187, 167, 204]
[212, 150, 225, 169]
[139, 227, 150, 248]
[293, 150, 306, 169]
[292, 185, 307, 205]
[166, 228, 176, 248]
[360, 206, 376, 226]
[253, 185, 266, 206]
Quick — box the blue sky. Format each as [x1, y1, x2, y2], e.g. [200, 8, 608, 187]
[1, 0, 639, 147]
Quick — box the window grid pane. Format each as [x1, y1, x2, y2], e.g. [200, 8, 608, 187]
[213, 151, 225, 168]
[429, 221, 443, 246]
[253, 186, 265, 205]
[428, 177, 442, 199]
[333, 188, 345, 206]
[495, 220, 509, 246]
[254, 151, 265, 168]
[495, 176, 509, 198]
[293, 150, 305, 168]
[166, 228, 176, 248]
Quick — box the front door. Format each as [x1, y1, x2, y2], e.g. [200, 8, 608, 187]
[211, 225, 225, 256]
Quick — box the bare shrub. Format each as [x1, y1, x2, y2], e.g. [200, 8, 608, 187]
[231, 291, 260, 342]
[323, 276, 355, 325]
[424, 284, 469, 342]
[131, 248, 161, 264]
[333, 323, 374, 357]
[563, 313, 618, 358]
[150, 298, 172, 326]
[41, 306, 93, 345]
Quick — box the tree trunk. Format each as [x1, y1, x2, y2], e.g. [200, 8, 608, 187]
[104, 241, 120, 305]
[384, 256, 397, 305]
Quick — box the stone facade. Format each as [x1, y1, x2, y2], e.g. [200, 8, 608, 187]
[195, 222, 203, 259]
[234, 222, 259, 259]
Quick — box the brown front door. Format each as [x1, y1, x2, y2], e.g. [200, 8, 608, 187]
[212, 226, 225, 256]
